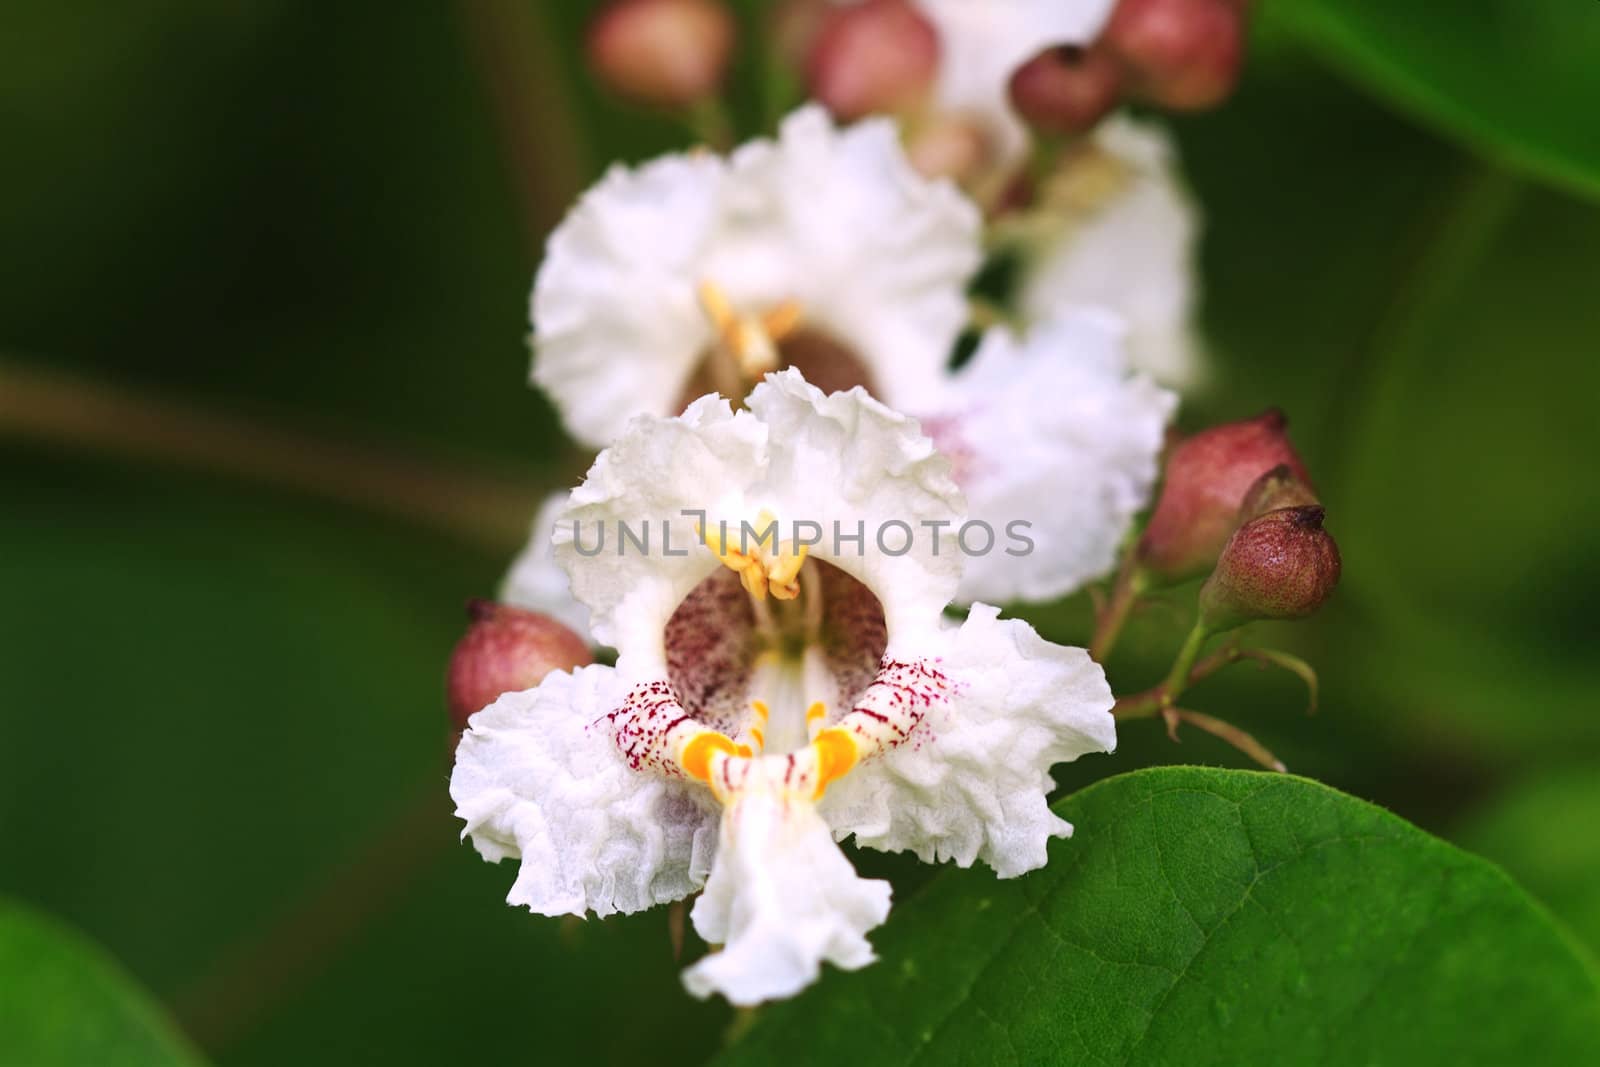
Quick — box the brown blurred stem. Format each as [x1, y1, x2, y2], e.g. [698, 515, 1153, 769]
[1164, 708, 1286, 773]
[0, 358, 538, 551]
[456, 0, 592, 256]
[1088, 553, 1146, 662]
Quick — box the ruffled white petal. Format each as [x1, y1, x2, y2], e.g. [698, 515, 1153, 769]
[820, 604, 1115, 878]
[533, 153, 726, 447]
[916, 0, 1117, 167]
[451, 665, 719, 917]
[555, 394, 765, 658]
[500, 492, 593, 642]
[555, 370, 966, 663]
[1019, 116, 1205, 389]
[684, 761, 892, 1005]
[716, 107, 981, 415]
[531, 106, 980, 447]
[744, 369, 965, 636]
[929, 310, 1176, 604]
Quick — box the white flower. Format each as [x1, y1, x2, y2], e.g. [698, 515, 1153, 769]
[527, 104, 1174, 603]
[912, 0, 1118, 168]
[1017, 115, 1206, 389]
[500, 492, 593, 642]
[452, 371, 1115, 1005]
[923, 310, 1176, 605]
[532, 104, 980, 449]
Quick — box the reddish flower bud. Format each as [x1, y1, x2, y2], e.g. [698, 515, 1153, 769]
[805, 0, 940, 121]
[1138, 409, 1310, 583]
[1199, 505, 1341, 632]
[1102, 0, 1244, 111]
[446, 600, 592, 733]
[587, 0, 736, 107]
[1008, 45, 1124, 136]
[1238, 464, 1320, 521]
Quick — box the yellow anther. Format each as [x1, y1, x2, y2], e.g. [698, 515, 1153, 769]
[696, 279, 798, 381]
[700, 513, 809, 602]
[738, 560, 769, 599]
[760, 300, 803, 343]
[805, 702, 826, 722]
[764, 543, 806, 591]
[752, 701, 770, 722]
[749, 727, 764, 751]
[811, 727, 859, 799]
[697, 280, 736, 336]
[680, 731, 751, 784]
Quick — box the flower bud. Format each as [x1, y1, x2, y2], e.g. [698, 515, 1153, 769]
[1238, 464, 1319, 521]
[1008, 45, 1124, 136]
[1102, 0, 1244, 111]
[1198, 505, 1341, 633]
[446, 600, 592, 733]
[805, 0, 940, 121]
[587, 0, 736, 107]
[1138, 409, 1310, 583]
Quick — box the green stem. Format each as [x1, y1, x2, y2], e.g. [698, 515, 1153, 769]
[1088, 557, 1146, 662]
[687, 96, 735, 152]
[1159, 621, 1210, 707]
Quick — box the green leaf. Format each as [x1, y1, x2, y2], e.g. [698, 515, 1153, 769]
[1269, 0, 1600, 200]
[721, 768, 1600, 1066]
[0, 899, 203, 1067]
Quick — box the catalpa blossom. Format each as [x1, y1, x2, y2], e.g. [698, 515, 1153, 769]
[533, 104, 980, 450]
[452, 370, 1115, 1004]
[1017, 115, 1205, 390]
[527, 105, 1174, 608]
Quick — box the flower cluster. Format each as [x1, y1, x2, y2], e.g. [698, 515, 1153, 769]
[446, 0, 1333, 1009]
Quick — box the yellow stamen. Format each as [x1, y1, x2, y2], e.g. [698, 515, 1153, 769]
[697, 280, 736, 337]
[738, 561, 769, 598]
[699, 514, 809, 602]
[805, 702, 826, 722]
[749, 727, 764, 751]
[696, 280, 801, 381]
[760, 300, 803, 342]
[752, 701, 770, 722]
[811, 727, 859, 799]
[765, 542, 809, 599]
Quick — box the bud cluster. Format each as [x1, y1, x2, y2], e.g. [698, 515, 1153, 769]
[1138, 409, 1341, 633]
[582, 0, 1247, 141]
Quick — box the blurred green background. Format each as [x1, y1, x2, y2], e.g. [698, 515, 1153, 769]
[3, 2, 1598, 1064]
